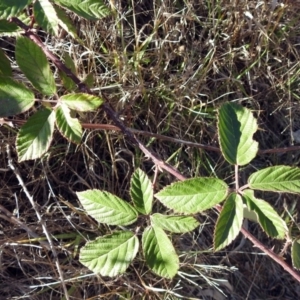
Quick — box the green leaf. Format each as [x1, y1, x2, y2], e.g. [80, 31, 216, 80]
[242, 190, 287, 239]
[15, 36, 56, 96]
[0, 76, 34, 117]
[83, 72, 94, 88]
[55, 104, 82, 144]
[77, 190, 138, 226]
[155, 178, 228, 214]
[218, 102, 258, 165]
[0, 0, 32, 19]
[214, 193, 244, 251]
[60, 93, 103, 111]
[142, 225, 179, 279]
[248, 166, 300, 194]
[0, 49, 12, 76]
[58, 52, 77, 91]
[130, 168, 153, 215]
[151, 213, 199, 233]
[17, 108, 55, 161]
[0, 20, 20, 36]
[292, 239, 300, 270]
[0, 14, 30, 36]
[243, 207, 258, 223]
[54, 5, 81, 41]
[55, 0, 110, 21]
[34, 0, 59, 36]
[80, 231, 139, 277]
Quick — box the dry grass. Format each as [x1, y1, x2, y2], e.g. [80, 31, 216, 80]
[1, 0, 300, 299]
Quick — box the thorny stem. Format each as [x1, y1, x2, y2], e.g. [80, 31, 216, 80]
[7, 120, 300, 155]
[10, 17, 300, 284]
[240, 227, 300, 282]
[10, 17, 185, 181]
[215, 203, 300, 283]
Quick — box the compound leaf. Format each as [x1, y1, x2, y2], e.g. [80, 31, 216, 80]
[60, 93, 103, 111]
[242, 189, 287, 239]
[130, 168, 153, 215]
[155, 178, 228, 214]
[77, 190, 138, 226]
[151, 213, 199, 233]
[248, 166, 300, 194]
[142, 225, 179, 279]
[55, 104, 82, 144]
[218, 102, 258, 166]
[0, 76, 34, 117]
[16, 36, 56, 96]
[214, 193, 243, 251]
[80, 231, 139, 277]
[17, 108, 55, 161]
